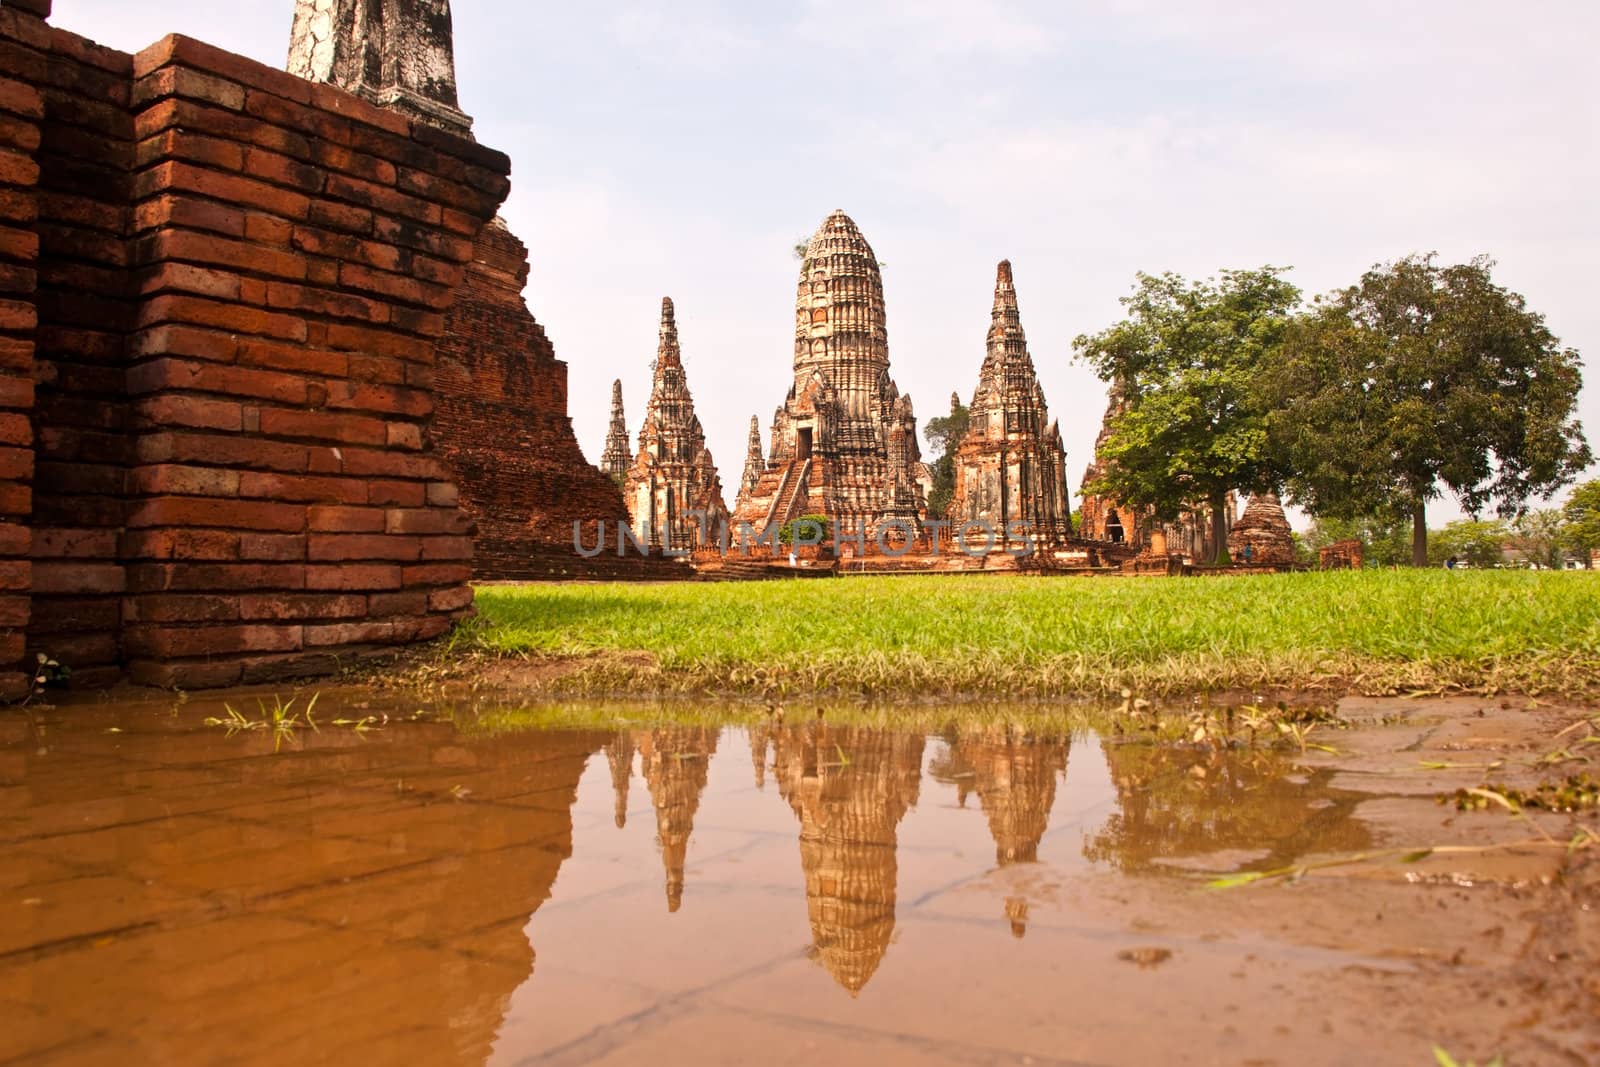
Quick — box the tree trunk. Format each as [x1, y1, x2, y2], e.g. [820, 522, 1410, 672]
[1211, 492, 1231, 565]
[1412, 501, 1427, 567]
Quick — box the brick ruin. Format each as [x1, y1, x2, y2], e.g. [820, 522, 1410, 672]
[1227, 490, 1296, 566]
[948, 260, 1072, 547]
[620, 297, 729, 551]
[295, 0, 643, 583]
[1078, 384, 1233, 565]
[732, 210, 926, 541]
[1320, 537, 1364, 570]
[430, 216, 633, 578]
[0, 0, 524, 694]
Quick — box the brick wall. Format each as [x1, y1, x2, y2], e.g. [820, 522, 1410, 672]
[433, 218, 635, 579]
[0, 7, 41, 698]
[0, 1, 512, 690]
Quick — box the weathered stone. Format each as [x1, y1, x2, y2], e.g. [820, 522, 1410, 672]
[732, 211, 925, 541]
[948, 261, 1071, 545]
[621, 298, 729, 551]
[1228, 491, 1296, 565]
[733, 415, 763, 514]
[600, 379, 629, 481]
[1320, 538, 1364, 570]
[287, 0, 473, 137]
[432, 219, 632, 577]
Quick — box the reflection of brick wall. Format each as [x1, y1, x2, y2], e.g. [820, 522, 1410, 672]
[1, 2, 512, 691]
[433, 220, 633, 579]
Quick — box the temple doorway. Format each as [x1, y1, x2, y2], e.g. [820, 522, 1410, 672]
[1106, 509, 1124, 544]
[797, 427, 814, 461]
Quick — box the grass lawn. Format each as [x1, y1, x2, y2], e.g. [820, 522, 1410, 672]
[463, 570, 1600, 699]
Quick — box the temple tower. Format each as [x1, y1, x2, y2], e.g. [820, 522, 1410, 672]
[948, 261, 1072, 546]
[288, 0, 473, 136]
[732, 211, 926, 541]
[600, 380, 630, 481]
[621, 299, 729, 551]
[734, 416, 764, 513]
[1227, 491, 1296, 565]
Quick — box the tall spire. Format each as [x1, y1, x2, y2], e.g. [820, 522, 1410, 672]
[601, 379, 630, 480]
[736, 416, 764, 509]
[656, 297, 681, 367]
[288, 0, 473, 137]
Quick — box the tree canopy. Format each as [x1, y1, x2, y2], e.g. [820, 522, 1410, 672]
[1561, 479, 1600, 568]
[923, 394, 969, 519]
[1266, 254, 1591, 565]
[1074, 267, 1301, 563]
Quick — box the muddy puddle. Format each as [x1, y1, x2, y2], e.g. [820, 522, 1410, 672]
[2, 692, 1596, 1065]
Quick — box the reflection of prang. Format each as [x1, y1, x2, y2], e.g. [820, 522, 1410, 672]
[772, 724, 924, 995]
[934, 726, 1068, 866]
[604, 731, 635, 828]
[931, 726, 1068, 937]
[636, 726, 720, 912]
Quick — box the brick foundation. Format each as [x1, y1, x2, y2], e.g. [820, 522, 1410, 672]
[0, 2, 511, 690]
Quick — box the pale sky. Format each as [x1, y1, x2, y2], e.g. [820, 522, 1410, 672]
[65, 1, 1600, 525]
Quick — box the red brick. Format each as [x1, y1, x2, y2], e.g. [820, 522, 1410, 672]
[367, 480, 425, 507]
[367, 590, 429, 616]
[384, 508, 469, 536]
[127, 358, 311, 405]
[124, 623, 302, 658]
[419, 535, 472, 561]
[32, 561, 124, 595]
[121, 528, 241, 561]
[134, 394, 244, 432]
[237, 472, 363, 504]
[128, 324, 240, 363]
[237, 593, 365, 621]
[428, 585, 474, 613]
[258, 407, 387, 447]
[127, 594, 240, 623]
[133, 162, 311, 223]
[304, 504, 383, 533]
[238, 533, 305, 561]
[126, 496, 306, 533]
[127, 561, 306, 592]
[302, 620, 398, 647]
[129, 464, 241, 497]
[307, 533, 422, 561]
[135, 293, 309, 343]
[304, 563, 401, 591]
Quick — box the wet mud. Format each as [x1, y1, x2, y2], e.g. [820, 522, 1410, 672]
[2, 692, 1596, 1065]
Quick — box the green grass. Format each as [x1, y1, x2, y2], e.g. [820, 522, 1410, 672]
[460, 570, 1600, 699]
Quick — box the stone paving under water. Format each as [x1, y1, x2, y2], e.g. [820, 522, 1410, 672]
[2, 692, 1589, 1065]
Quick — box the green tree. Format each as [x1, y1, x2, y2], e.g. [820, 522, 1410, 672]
[1429, 518, 1510, 569]
[1074, 267, 1301, 564]
[1561, 479, 1600, 568]
[923, 393, 969, 519]
[1507, 509, 1567, 570]
[1267, 255, 1591, 567]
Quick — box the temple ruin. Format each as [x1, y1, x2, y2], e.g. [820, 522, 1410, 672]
[1078, 387, 1234, 564]
[948, 261, 1072, 546]
[600, 380, 629, 481]
[732, 211, 926, 541]
[636, 724, 720, 913]
[620, 298, 729, 551]
[1227, 491, 1297, 565]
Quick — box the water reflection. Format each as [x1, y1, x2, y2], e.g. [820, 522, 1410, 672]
[930, 725, 1070, 936]
[771, 722, 924, 995]
[1, 709, 1375, 1065]
[1084, 738, 1370, 874]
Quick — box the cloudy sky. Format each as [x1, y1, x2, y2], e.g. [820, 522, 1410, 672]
[69, 1, 1600, 523]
